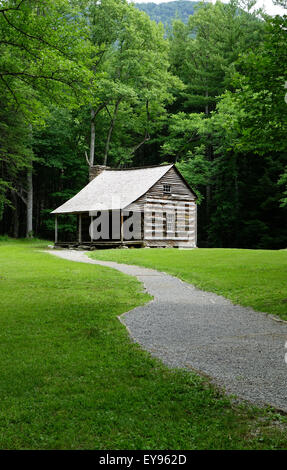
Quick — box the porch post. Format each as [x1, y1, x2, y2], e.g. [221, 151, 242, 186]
[120, 210, 124, 243]
[78, 214, 82, 243]
[90, 215, 94, 241]
[195, 203, 197, 247]
[55, 215, 58, 244]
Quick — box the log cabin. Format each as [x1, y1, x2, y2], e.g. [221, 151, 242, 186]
[51, 164, 197, 248]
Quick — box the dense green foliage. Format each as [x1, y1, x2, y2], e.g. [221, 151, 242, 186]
[1, 239, 287, 449]
[90, 247, 287, 320]
[167, 1, 287, 248]
[0, 0, 286, 248]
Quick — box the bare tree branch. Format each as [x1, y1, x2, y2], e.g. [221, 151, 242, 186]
[0, 0, 26, 14]
[105, 105, 113, 121]
[129, 100, 151, 156]
[0, 40, 41, 59]
[85, 150, 91, 167]
[1, 9, 72, 60]
[0, 71, 81, 89]
[15, 187, 27, 205]
[0, 75, 19, 107]
[129, 134, 150, 156]
[104, 98, 122, 165]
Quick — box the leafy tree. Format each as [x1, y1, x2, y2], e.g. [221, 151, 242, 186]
[85, 0, 179, 167]
[169, 0, 264, 114]
[32, 106, 89, 239]
[164, 4, 287, 248]
[136, 1, 197, 28]
[0, 0, 93, 112]
[0, 0, 95, 236]
[231, 12, 287, 157]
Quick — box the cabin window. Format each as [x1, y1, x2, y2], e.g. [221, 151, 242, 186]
[167, 212, 175, 232]
[163, 184, 171, 194]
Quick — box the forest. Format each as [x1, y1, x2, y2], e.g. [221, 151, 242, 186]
[136, 0, 197, 27]
[0, 0, 286, 248]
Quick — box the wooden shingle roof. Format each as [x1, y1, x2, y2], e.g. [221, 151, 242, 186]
[52, 164, 174, 214]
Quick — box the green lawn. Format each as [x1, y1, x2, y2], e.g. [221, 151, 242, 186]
[90, 248, 287, 320]
[1, 240, 287, 449]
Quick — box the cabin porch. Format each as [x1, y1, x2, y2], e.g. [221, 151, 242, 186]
[54, 210, 144, 248]
[54, 240, 145, 249]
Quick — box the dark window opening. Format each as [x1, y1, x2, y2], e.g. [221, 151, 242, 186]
[163, 184, 171, 194]
[163, 212, 167, 237]
[152, 211, 155, 237]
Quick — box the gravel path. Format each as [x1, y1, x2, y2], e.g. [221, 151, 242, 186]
[47, 249, 287, 411]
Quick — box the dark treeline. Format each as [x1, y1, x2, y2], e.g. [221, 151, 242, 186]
[0, 0, 286, 248]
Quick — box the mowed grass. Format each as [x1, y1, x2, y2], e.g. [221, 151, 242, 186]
[1, 240, 287, 449]
[90, 248, 287, 320]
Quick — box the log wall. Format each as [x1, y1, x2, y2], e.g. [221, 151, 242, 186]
[127, 167, 197, 248]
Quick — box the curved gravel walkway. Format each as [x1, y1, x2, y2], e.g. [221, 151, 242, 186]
[47, 249, 287, 412]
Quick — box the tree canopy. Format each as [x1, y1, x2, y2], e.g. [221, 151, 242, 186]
[0, 0, 286, 249]
[136, 0, 197, 27]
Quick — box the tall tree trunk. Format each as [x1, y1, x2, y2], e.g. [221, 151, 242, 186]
[10, 190, 19, 238]
[87, 105, 105, 167]
[89, 108, 95, 167]
[103, 98, 121, 166]
[128, 100, 150, 158]
[26, 164, 33, 238]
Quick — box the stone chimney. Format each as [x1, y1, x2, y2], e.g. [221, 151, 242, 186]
[89, 165, 110, 182]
